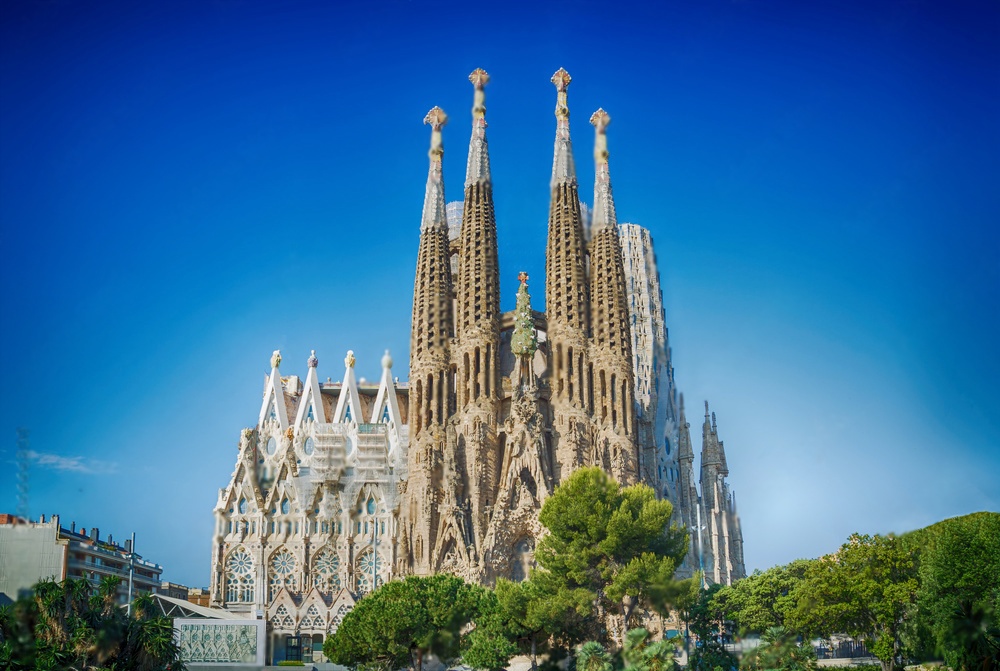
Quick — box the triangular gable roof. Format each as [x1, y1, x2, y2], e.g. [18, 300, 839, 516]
[295, 352, 327, 426]
[331, 351, 363, 425]
[258, 352, 289, 431]
[369, 350, 402, 435]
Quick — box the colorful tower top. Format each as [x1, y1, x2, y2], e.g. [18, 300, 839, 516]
[421, 106, 448, 233]
[465, 68, 491, 187]
[510, 272, 538, 359]
[551, 67, 576, 187]
[590, 108, 618, 233]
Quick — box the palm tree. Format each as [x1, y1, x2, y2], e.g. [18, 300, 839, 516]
[0, 577, 184, 671]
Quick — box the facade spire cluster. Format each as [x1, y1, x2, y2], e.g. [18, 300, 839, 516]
[208, 68, 746, 664]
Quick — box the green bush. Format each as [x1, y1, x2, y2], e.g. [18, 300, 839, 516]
[277, 661, 305, 667]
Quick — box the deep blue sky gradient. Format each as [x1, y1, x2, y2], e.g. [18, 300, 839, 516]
[1, 0, 998, 586]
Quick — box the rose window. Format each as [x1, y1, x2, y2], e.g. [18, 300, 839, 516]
[224, 549, 255, 603]
[268, 550, 298, 599]
[356, 549, 384, 595]
[312, 550, 342, 593]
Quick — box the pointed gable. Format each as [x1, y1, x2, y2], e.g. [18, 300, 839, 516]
[369, 350, 403, 437]
[295, 350, 327, 427]
[331, 351, 363, 425]
[259, 350, 289, 431]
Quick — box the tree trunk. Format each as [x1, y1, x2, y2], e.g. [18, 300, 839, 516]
[530, 635, 538, 671]
[621, 597, 637, 647]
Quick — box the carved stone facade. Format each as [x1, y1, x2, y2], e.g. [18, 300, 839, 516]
[210, 68, 746, 663]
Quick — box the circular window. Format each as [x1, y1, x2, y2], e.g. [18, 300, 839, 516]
[266, 437, 277, 455]
[304, 437, 315, 455]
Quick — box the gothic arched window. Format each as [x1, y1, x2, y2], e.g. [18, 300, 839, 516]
[268, 549, 298, 600]
[238, 498, 248, 514]
[312, 548, 342, 595]
[225, 548, 255, 603]
[356, 548, 385, 595]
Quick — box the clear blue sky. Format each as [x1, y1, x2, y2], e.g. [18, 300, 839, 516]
[1, 0, 997, 587]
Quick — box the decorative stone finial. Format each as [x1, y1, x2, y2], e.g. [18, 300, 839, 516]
[424, 106, 448, 160]
[307, 350, 318, 368]
[590, 108, 611, 164]
[705, 400, 710, 417]
[465, 69, 492, 186]
[381, 349, 393, 370]
[271, 350, 282, 369]
[552, 68, 571, 121]
[510, 272, 538, 359]
[469, 68, 489, 120]
[345, 350, 356, 369]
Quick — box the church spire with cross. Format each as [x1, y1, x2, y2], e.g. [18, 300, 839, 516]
[587, 107, 639, 484]
[404, 105, 455, 574]
[545, 67, 593, 481]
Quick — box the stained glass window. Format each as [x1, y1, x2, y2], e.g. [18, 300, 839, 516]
[225, 548, 255, 603]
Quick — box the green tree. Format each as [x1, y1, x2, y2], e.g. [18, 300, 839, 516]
[713, 560, 812, 634]
[0, 576, 183, 671]
[536, 467, 688, 645]
[577, 641, 614, 671]
[622, 627, 678, 671]
[687, 584, 737, 671]
[908, 512, 1000, 671]
[469, 575, 591, 670]
[324, 574, 485, 671]
[740, 626, 816, 671]
[788, 534, 917, 671]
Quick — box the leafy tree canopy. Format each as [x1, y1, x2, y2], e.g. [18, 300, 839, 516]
[324, 574, 486, 671]
[740, 626, 816, 671]
[712, 560, 813, 634]
[906, 511, 1000, 671]
[0, 576, 183, 671]
[787, 534, 917, 671]
[536, 467, 688, 644]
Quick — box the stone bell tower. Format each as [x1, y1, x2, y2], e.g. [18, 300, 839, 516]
[587, 108, 639, 484]
[544, 68, 593, 482]
[402, 106, 454, 575]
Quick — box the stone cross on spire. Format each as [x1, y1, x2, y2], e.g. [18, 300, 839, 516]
[590, 108, 611, 164]
[551, 68, 576, 187]
[465, 68, 492, 187]
[590, 108, 617, 232]
[469, 68, 489, 120]
[421, 107, 448, 233]
[424, 106, 447, 160]
[552, 67, 572, 121]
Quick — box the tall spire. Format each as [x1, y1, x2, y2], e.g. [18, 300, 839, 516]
[590, 108, 618, 233]
[465, 68, 491, 187]
[420, 107, 448, 233]
[551, 67, 576, 187]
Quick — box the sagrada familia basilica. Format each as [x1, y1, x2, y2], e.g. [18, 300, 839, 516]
[209, 69, 745, 658]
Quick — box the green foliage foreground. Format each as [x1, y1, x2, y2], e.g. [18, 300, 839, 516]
[326, 467, 693, 670]
[712, 512, 1000, 671]
[0, 576, 184, 671]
